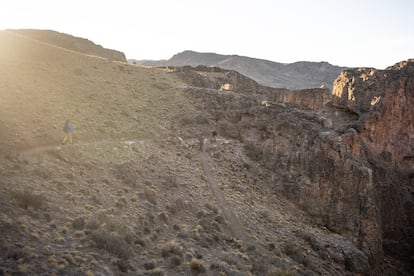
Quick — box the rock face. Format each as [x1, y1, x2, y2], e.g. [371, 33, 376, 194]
[332, 60, 414, 266]
[333, 61, 414, 169]
[178, 60, 414, 273]
[132, 50, 348, 90]
[170, 65, 331, 110]
[8, 29, 127, 62]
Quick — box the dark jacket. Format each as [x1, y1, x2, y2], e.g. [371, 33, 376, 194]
[64, 121, 73, 134]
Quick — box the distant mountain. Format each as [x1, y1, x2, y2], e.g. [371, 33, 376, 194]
[129, 50, 349, 90]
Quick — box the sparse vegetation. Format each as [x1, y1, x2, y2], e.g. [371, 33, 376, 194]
[72, 217, 85, 230]
[194, 114, 209, 124]
[161, 240, 183, 258]
[143, 187, 157, 204]
[9, 189, 45, 210]
[189, 257, 206, 273]
[266, 268, 295, 276]
[89, 230, 130, 258]
[2, 29, 408, 276]
[283, 242, 312, 268]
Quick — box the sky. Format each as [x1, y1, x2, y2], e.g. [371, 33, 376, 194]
[0, 0, 413, 69]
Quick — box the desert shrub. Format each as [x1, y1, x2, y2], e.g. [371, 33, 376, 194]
[157, 212, 169, 222]
[283, 242, 311, 267]
[72, 217, 85, 230]
[148, 268, 164, 276]
[283, 243, 299, 257]
[89, 215, 136, 245]
[90, 230, 129, 258]
[10, 189, 45, 210]
[210, 261, 231, 274]
[266, 268, 295, 276]
[86, 217, 101, 230]
[144, 261, 155, 270]
[189, 258, 206, 273]
[223, 253, 241, 267]
[251, 256, 268, 275]
[243, 142, 263, 161]
[115, 225, 136, 245]
[297, 231, 321, 252]
[180, 116, 194, 126]
[168, 255, 182, 268]
[194, 115, 209, 124]
[161, 240, 183, 258]
[144, 187, 157, 204]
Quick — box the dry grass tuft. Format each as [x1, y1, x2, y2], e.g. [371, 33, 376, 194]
[55, 236, 65, 243]
[161, 240, 183, 258]
[189, 257, 206, 273]
[148, 267, 164, 276]
[144, 187, 157, 204]
[266, 268, 295, 276]
[18, 263, 31, 273]
[74, 230, 85, 238]
[60, 226, 69, 234]
[30, 231, 40, 239]
[84, 270, 95, 276]
[90, 229, 130, 258]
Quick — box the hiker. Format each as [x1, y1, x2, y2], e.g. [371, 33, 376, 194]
[210, 131, 218, 144]
[198, 135, 205, 151]
[62, 120, 73, 144]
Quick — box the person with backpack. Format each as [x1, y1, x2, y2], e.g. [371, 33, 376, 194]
[62, 120, 73, 144]
[198, 134, 205, 151]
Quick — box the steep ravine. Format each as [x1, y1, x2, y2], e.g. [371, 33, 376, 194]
[180, 60, 414, 273]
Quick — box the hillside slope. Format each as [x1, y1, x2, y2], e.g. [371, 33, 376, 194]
[130, 50, 348, 90]
[0, 30, 356, 275]
[7, 29, 127, 62]
[0, 30, 411, 275]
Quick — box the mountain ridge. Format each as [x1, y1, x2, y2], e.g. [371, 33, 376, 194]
[7, 29, 127, 62]
[130, 50, 349, 90]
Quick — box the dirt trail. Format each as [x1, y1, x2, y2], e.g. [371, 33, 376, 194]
[199, 150, 250, 243]
[17, 139, 144, 161]
[18, 138, 254, 246]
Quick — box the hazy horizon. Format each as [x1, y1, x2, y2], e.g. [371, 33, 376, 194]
[1, 0, 413, 69]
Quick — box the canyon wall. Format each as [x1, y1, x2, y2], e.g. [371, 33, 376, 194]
[332, 60, 414, 266]
[180, 60, 414, 272]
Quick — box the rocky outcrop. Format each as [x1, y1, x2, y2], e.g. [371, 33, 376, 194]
[332, 59, 414, 268]
[333, 60, 414, 170]
[132, 50, 348, 90]
[238, 106, 382, 271]
[181, 59, 414, 273]
[8, 29, 126, 62]
[170, 65, 331, 110]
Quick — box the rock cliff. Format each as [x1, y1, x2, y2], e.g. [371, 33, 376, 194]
[176, 60, 414, 273]
[170, 65, 331, 110]
[333, 60, 414, 170]
[332, 59, 414, 267]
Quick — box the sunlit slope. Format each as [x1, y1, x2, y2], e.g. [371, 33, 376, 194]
[0, 30, 194, 152]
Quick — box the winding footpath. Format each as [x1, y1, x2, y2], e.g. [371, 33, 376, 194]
[18, 139, 253, 245]
[199, 149, 250, 243]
